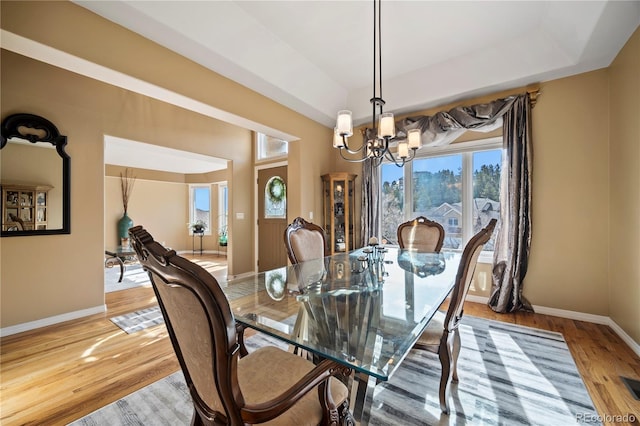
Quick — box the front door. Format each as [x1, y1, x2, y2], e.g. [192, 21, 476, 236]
[257, 166, 288, 272]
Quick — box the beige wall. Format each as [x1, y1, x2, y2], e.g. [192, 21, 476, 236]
[526, 70, 610, 314]
[105, 176, 188, 250]
[0, 0, 332, 330]
[609, 27, 640, 343]
[1, 1, 638, 346]
[0, 50, 251, 327]
[104, 165, 230, 253]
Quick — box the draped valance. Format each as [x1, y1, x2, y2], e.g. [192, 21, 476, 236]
[361, 90, 538, 313]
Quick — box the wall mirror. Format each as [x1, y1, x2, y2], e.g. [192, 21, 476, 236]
[1, 113, 70, 236]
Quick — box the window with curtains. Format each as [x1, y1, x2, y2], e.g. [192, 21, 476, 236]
[380, 137, 502, 256]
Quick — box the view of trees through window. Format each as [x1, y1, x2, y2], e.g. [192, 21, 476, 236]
[381, 147, 501, 251]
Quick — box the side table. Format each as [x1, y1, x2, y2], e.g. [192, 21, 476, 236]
[192, 231, 204, 255]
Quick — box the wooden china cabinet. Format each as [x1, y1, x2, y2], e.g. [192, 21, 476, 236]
[2, 183, 52, 231]
[322, 173, 357, 255]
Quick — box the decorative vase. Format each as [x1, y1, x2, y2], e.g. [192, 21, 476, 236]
[117, 212, 134, 245]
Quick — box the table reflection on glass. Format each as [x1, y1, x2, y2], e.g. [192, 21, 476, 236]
[227, 248, 461, 424]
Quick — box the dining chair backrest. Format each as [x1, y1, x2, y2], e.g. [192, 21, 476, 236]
[397, 216, 445, 252]
[444, 219, 497, 331]
[283, 217, 328, 264]
[130, 225, 352, 425]
[129, 225, 241, 423]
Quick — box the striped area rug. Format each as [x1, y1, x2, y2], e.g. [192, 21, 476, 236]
[110, 307, 164, 334]
[70, 316, 600, 425]
[109, 279, 260, 334]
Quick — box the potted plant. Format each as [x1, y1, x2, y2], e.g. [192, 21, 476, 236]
[188, 220, 207, 234]
[217, 214, 228, 246]
[218, 225, 228, 246]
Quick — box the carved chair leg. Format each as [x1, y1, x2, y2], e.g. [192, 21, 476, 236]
[451, 328, 461, 383]
[438, 331, 454, 415]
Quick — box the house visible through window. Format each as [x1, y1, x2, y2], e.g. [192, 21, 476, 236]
[190, 185, 211, 235]
[380, 137, 502, 255]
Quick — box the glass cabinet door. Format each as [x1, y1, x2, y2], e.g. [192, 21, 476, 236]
[322, 173, 357, 255]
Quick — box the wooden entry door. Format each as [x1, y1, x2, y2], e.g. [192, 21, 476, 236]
[257, 166, 288, 272]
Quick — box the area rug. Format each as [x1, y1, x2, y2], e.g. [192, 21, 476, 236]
[105, 258, 228, 294]
[105, 263, 151, 293]
[110, 306, 165, 334]
[109, 278, 259, 333]
[69, 316, 601, 426]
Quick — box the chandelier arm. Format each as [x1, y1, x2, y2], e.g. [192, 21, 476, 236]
[384, 145, 418, 168]
[342, 136, 367, 155]
[384, 149, 403, 168]
[339, 148, 373, 163]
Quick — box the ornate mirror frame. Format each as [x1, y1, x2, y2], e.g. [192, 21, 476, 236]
[0, 113, 71, 237]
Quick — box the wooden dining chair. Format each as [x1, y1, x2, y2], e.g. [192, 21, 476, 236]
[397, 216, 445, 252]
[284, 217, 328, 264]
[413, 218, 497, 414]
[129, 225, 352, 425]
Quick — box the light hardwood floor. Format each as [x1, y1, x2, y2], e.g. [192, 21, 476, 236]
[1, 254, 638, 425]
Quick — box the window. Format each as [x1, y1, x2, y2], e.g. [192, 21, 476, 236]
[256, 133, 288, 161]
[189, 185, 211, 235]
[380, 138, 501, 256]
[218, 183, 228, 243]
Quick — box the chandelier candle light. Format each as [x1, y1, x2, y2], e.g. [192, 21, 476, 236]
[334, 0, 422, 167]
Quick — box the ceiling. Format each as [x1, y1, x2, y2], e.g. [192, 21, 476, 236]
[75, 0, 639, 129]
[104, 136, 228, 174]
[5, 1, 639, 173]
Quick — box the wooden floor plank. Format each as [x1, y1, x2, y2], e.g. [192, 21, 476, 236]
[1, 254, 638, 425]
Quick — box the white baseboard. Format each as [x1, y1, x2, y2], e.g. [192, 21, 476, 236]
[0, 305, 106, 337]
[4, 293, 638, 359]
[465, 294, 489, 305]
[464, 295, 640, 358]
[607, 319, 640, 358]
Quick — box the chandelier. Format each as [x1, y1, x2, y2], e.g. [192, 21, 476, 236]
[333, 0, 421, 167]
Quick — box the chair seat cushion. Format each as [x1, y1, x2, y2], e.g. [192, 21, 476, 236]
[238, 345, 349, 425]
[416, 310, 446, 348]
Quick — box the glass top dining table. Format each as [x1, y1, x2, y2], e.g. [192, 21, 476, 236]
[225, 246, 461, 423]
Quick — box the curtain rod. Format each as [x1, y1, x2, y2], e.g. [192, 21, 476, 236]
[526, 86, 541, 108]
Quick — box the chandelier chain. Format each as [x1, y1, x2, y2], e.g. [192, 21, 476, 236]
[333, 0, 422, 167]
